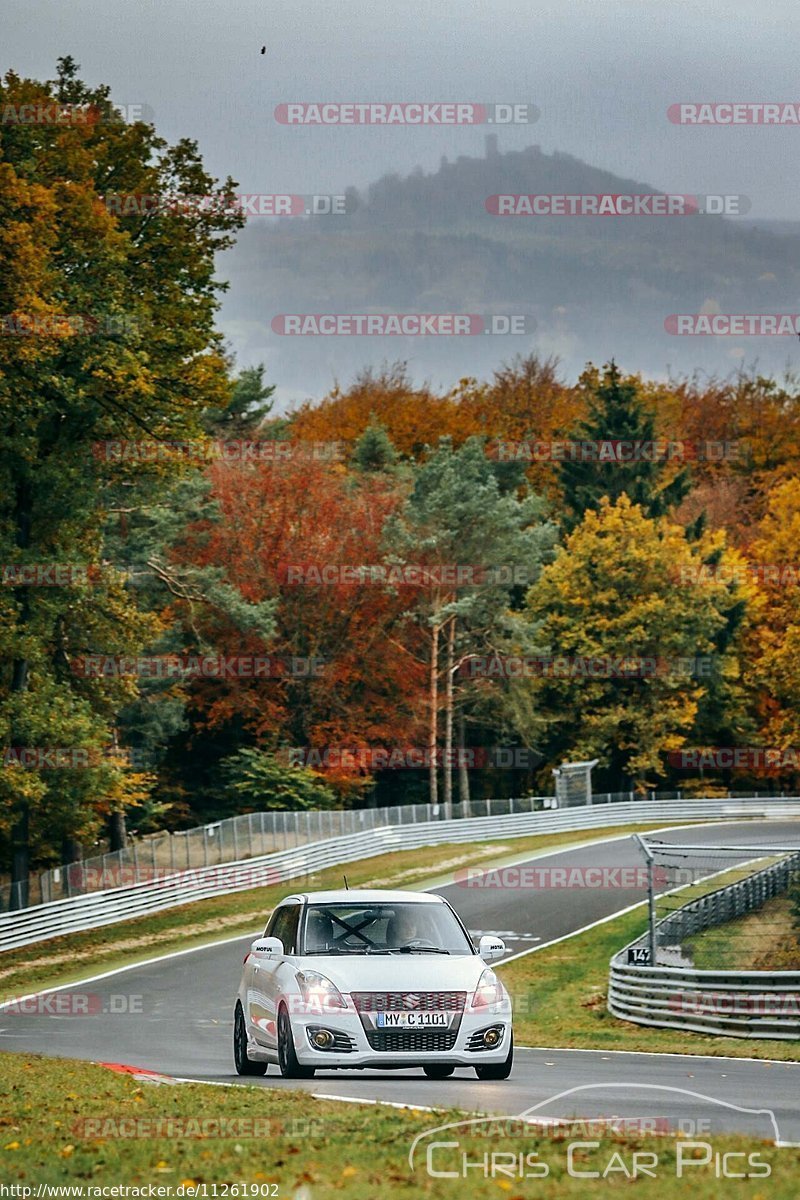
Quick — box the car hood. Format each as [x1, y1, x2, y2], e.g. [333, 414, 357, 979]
[296, 954, 493, 993]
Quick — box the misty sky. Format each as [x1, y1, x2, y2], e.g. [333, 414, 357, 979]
[5, 1, 800, 403]
[5, 0, 799, 217]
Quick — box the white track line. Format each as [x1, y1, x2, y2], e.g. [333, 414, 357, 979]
[2, 818, 792, 1012]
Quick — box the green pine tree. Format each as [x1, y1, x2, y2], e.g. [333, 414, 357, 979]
[560, 362, 691, 531]
[351, 413, 399, 472]
[202, 364, 276, 438]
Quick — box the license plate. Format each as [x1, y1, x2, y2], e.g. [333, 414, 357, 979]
[375, 1011, 449, 1028]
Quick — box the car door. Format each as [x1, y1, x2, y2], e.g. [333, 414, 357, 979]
[249, 902, 301, 1050]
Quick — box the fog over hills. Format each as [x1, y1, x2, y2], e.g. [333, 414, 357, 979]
[217, 141, 800, 407]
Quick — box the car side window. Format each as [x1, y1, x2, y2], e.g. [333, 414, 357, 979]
[265, 904, 300, 954]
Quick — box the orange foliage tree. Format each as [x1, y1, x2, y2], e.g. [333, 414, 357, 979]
[171, 455, 428, 795]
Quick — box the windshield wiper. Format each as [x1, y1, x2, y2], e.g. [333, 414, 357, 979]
[389, 945, 451, 954]
[303, 947, 365, 955]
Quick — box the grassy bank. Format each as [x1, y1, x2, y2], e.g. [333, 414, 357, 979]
[2, 1053, 798, 1195]
[687, 894, 800, 970]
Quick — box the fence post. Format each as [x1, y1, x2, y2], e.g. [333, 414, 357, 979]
[634, 835, 657, 965]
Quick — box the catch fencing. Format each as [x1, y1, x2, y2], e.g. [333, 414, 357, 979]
[2, 795, 799, 952]
[3, 787, 792, 911]
[609, 838, 800, 1038]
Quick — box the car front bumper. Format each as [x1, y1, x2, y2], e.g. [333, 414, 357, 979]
[289, 1001, 512, 1068]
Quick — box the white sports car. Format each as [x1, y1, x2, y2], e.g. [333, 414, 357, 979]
[234, 888, 513, 1079]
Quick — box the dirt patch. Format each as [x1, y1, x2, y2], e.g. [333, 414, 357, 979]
[360, 843, 512, 888]
[0, 908, 266, 985]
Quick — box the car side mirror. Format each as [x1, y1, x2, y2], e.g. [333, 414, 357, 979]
[251, 936, 284, 957]
[479, 935, 506, 962]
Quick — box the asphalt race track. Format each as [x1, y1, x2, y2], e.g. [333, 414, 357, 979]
[3, 820, 800, 1143]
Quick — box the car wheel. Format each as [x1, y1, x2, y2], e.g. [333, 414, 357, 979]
[233, 1002, 267, 1076]
[475, 1034, 513, 1080]
[423, 1064, 455, 1079]
[277, 1007, 316, 1079]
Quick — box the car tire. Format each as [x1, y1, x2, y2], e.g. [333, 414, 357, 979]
[475, 1034, 513, 1080]
[277, 1007, 316, 1079]
[233, 1002, 268, 1076]
[423, 1065, 455, 1079]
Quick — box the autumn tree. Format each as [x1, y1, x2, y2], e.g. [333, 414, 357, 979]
[456, 355, 583, 498]
[519, 495, 746, 788]
[0, 58, 243, 898]
[289, 362, 479, 457]
[744, 480, 800, 768]
[163, 454, 425, 809]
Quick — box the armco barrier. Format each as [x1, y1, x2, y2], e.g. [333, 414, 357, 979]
[609, 851, 800, 1039]
[2, 796, 800, 952]
[19, 787, 789, 909]
[608, 961, 800, 1040]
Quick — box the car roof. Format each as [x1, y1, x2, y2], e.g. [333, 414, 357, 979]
[280, 889, 446, 905]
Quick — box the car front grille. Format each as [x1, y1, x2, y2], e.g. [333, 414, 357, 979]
[366, 1028, 458, 1052]
[351, 991, 466, 1013]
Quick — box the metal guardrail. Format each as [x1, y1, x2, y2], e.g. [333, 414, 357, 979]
[2, 795, 799, 953]
[7, 787, 792, 910]
[609, 852, 800, 1039]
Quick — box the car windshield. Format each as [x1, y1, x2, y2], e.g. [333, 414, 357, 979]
[300, 902, 473, 956]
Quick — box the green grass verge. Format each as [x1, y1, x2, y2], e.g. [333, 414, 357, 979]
[687, 894, 800, 971]
[2, 1053, 798, 1194]
[499, 905, 800, 1061]
[0, 822, 690, 999]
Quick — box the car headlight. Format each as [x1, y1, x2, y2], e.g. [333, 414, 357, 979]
[470, 968, 505, 1009]
[295, 969, 347, 1012]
